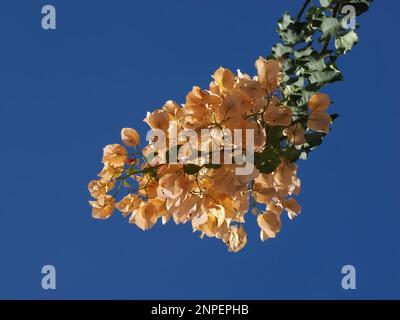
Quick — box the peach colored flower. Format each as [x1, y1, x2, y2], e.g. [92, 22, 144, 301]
[307, 93, 332, 133]
[283, 123, 306, 145]
[257, 211, 281, 240]
[163, 100, 183, 119]
[213, 67, 235, 92]
[144, 109, 170, 132]
[98, 163, 123, 181]
[115, 194, 142, 217]
[89, 56, 310, 252]
[90, 195, 115, 219]
[263, 99, 292, 127]
[102, 144, 128, 167]
[255, 57, 281, 92]
[284, 198, 301, 220]
[129, 201, 159, 231]
[88, 179, 114, 199]
[121, 128, 140, 147]
[308, 111, 332, 134]
[308, 93, 330, 112]
[227, 225, 247, 252]
[157, 172, 193, 200]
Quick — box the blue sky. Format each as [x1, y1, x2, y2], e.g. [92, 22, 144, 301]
[0, 0, 399, 299]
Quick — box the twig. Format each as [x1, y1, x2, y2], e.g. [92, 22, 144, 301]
[296, 0, 312, 22]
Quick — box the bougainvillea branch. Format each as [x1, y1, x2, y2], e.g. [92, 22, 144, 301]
[88, 0, 373, 252]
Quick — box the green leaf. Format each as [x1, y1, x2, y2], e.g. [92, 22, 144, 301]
[204, 164, 223, 170]
[272, 44, 293, 58]
[308, 69, 342, 85]
[294, 46, 314, 59]
[280, 29, 304, 46]
[281, 147, 302, 163]
[335, 30, 359, 53]
[255, 150, 281, 174]
[183, 164, 202, 175]
[278, 12, 294, 30]
[330, 113, 340, 122]
[305, 57, 327, 71]
[266, 126, 285, 148]
[319, 0, 332, 7]
[126, 168, 140, 176]
[295, 90, 315, 110]
[305, 132, 325, 149]
[142, 167, 157, 179]
[320, 16, 341, 40]
[282, 59, 296, 73]
[299, 151, 308, 160]
[286, 76, 304, 87]
[348, 0, 373, 15]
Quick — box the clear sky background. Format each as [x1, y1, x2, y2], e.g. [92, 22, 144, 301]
[0, 0, 398, 299]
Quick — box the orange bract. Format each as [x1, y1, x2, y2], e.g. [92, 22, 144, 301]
[121, 128, 140, 147]
[89, 57, 333, 252]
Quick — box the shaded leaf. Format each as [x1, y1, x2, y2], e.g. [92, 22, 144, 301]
[183, 164, 202, 175]
[335, 30, 359, 53]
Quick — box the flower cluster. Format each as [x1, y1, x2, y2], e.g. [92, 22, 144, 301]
[89, 57, 333, 252]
